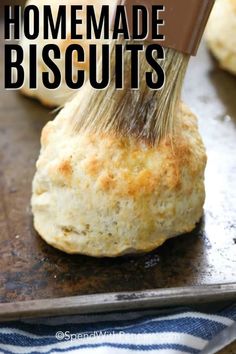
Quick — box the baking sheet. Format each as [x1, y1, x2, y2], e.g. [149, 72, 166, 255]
[0, 16, 236, 320]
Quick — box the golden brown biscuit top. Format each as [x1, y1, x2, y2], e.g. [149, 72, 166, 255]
[40, 103, 206, 198]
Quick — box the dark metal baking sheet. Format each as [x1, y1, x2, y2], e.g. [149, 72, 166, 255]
[0, 14, 236, 320]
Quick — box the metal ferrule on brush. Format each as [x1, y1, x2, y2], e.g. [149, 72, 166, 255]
[112, 0, 215, 55]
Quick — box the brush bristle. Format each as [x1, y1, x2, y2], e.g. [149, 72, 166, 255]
[69, 39, 189, 145]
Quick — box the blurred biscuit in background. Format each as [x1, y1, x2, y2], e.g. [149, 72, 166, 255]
[205, 0, 236, 75]
[20, 0, 113, 107]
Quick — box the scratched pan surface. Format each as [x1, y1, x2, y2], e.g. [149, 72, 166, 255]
[0, 15, 236, 319]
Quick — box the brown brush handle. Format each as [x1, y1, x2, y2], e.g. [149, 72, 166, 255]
[112, 0, 215, 55]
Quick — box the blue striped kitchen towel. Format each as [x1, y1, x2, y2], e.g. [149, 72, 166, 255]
[0, 305, 235, 354]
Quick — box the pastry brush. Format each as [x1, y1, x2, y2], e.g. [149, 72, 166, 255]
[69, 0, 215, 145]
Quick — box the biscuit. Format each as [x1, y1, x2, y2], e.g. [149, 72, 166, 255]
[31, 101, 207, 257]
[205, 0, 236, 75]
[20, 0, 113, 107]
